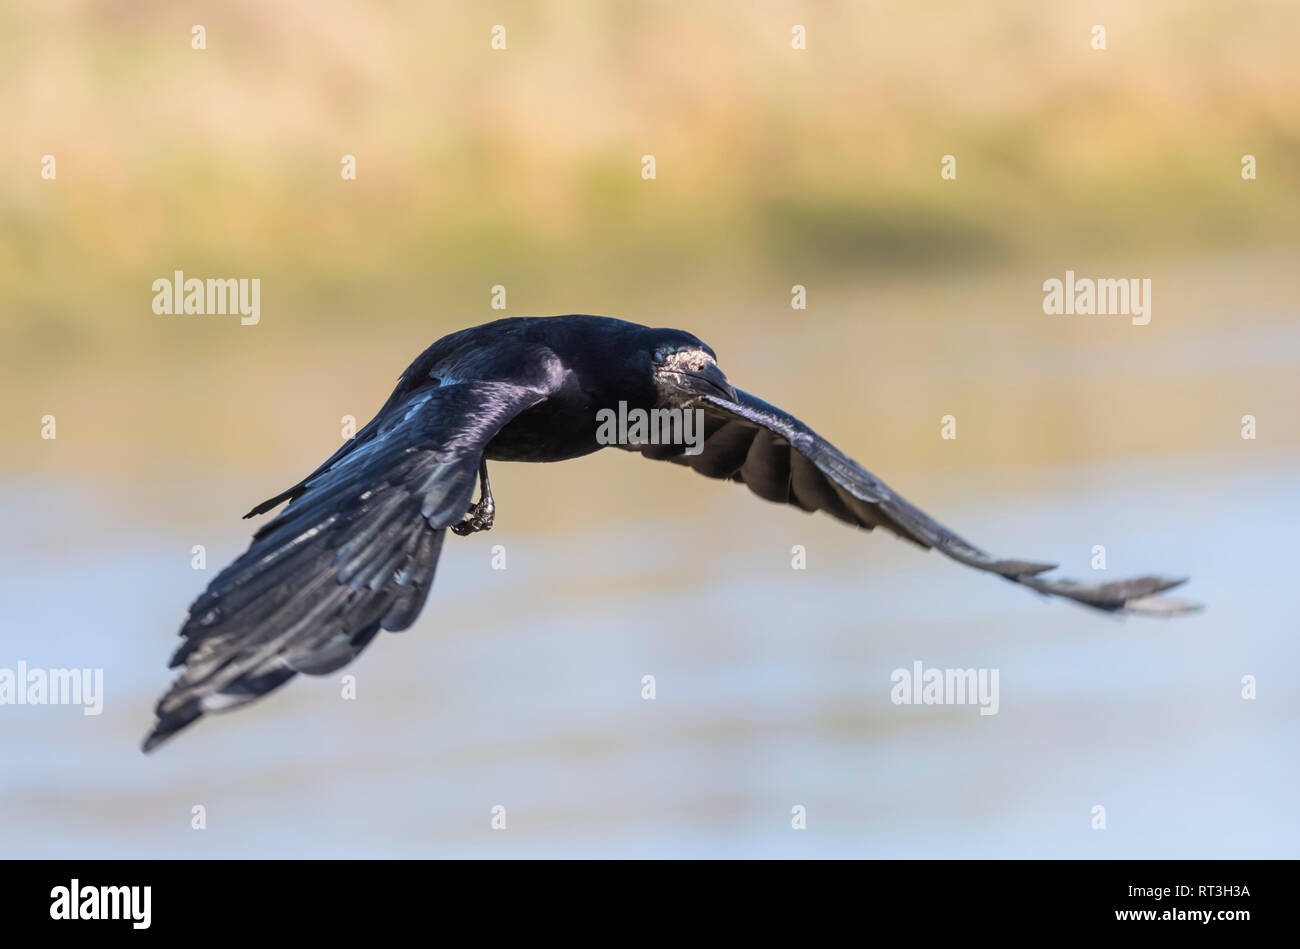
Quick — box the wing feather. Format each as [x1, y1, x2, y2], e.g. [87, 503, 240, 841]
[143, 380, 546, 751]
[647, 389, 1198, 616]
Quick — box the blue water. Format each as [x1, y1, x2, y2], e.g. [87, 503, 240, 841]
[1, 454, 1296, 857]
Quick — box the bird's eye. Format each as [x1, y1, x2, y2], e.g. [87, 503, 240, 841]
[652, 351, 665, 363]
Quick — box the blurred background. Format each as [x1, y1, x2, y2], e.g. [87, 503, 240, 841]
[2, 0, 1298, 857]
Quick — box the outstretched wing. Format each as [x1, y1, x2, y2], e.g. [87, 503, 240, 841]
[637, 389, 1198, 615]
[144, 380, 546, 751]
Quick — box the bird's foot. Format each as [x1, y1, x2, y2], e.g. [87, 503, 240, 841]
[451, 496, 495, 535]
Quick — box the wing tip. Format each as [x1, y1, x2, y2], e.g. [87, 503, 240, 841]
[140, 702, 203, 754]
[1120, 578, 1202, 616]
[1017, 571, 1202, 616]
[1123, 595, 1204, 616]
[999, 559, 1058, 577]
[243, 486, 306, 519]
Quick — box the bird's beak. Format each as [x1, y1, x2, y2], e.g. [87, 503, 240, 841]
[679, 362, 737, 402]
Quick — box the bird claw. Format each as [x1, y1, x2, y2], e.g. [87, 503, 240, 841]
[451, 497, 495, 535]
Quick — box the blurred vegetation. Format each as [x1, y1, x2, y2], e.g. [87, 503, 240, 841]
[2, 0, 1298, 508]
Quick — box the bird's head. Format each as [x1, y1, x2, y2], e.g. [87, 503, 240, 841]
[645, 329, 737, 406]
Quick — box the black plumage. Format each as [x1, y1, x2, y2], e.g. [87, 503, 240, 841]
[144, 314, 1197, 750]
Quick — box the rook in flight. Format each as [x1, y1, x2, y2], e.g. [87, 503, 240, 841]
[144, 315, 1198, 750]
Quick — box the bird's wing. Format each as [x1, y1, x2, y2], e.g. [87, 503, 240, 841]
[144, 380, 546, 751]
[637, 389, 1198, 616]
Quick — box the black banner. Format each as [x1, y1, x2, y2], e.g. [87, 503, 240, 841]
[0, 859, 1275, 934]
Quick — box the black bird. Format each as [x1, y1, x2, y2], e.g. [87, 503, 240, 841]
[143, 314, 1197, 750]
